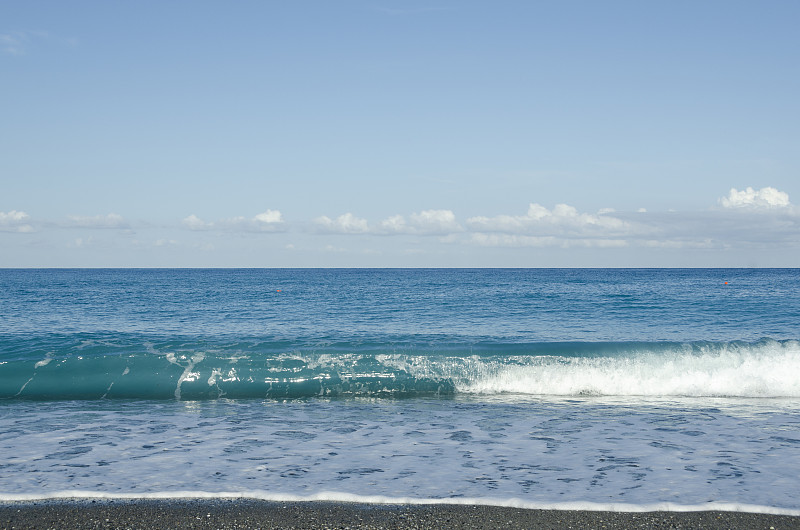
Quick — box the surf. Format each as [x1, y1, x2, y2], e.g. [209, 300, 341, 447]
[2, 336, 797, 400]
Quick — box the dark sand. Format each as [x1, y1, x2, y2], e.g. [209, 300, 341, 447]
[2, 500, 799, 529]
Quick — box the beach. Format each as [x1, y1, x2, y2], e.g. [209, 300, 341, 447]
[3, 499, 800, 529]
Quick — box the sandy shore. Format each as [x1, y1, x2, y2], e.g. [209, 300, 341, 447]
[2, 499, 799, 529]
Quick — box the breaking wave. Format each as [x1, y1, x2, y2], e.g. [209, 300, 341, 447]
[1, 335, 798, 400]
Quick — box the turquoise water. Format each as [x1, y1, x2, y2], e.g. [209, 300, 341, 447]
[1, 269, 799, 512]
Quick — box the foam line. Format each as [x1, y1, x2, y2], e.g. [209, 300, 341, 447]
[1, 491, 798, 516]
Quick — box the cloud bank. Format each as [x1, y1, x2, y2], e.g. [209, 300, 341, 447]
[305, 186, 796, 251]
[5, 187, 797, 261]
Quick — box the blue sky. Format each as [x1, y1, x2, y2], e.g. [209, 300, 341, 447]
[2, 1, 799, 266]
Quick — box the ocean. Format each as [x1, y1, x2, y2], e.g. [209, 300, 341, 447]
[1, 268, 799, 514]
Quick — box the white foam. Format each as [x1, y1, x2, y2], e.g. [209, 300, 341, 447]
[448, 342, 800, 397]
[3, 397, 799, 514]
[1, 491, 797, 516]
[166, 352, 206, 400]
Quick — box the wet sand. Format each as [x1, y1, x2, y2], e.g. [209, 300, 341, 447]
[2, 499, 799, 529]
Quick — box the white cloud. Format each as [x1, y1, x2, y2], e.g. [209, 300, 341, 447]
[182, 210, 286, 232]
[378, 209, 462, 235]
[67, 213, 128, 229]
[467, 203, 631, 236]
[379, 215, 407, 233]
[253, 209, 283, 224]
[315, 209, 463, 236]
[719, 186, 791, 209]
[182, 214, 212, 231]
[0, 211, 28, 222]
[223, 210, 286, 232]
[314, 213, 370, 234]
[0, 210, 34, 232]
[410, 209, 461, 233]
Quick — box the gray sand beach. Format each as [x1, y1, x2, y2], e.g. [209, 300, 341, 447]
[2, 500, 799, 529]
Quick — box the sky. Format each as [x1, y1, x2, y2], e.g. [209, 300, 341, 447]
[2, 0, 799, 267]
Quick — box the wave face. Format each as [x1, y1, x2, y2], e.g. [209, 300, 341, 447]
[2, 336, 798, 400]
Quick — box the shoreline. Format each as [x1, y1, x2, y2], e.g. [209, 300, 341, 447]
[2, 499, 799, 529]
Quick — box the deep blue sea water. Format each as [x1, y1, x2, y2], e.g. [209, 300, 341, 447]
[1, 269, 799, 513]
